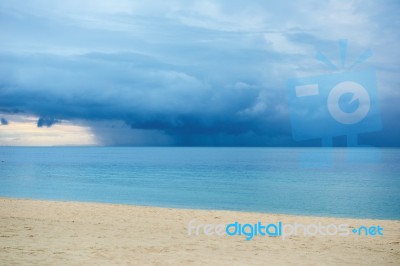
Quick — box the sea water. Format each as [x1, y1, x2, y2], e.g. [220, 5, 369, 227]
[0, 147, 399, 219]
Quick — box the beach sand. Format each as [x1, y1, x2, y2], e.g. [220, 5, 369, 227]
[0, 198, 399, 265]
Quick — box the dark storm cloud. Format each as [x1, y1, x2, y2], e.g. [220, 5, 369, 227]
[0, 118, 8, 125]
[0, 51, 289, 145]
[37, 117, 60, 128]
[0, 0, 399, 146]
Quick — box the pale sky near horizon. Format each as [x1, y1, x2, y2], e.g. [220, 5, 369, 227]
[0, 114, 96, 146]
[0, 0, 399, 146]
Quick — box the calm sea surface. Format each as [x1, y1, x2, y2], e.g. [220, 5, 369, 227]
[0, 147, 399, 219]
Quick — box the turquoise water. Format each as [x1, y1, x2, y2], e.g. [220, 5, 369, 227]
[0, 147, 399, 219]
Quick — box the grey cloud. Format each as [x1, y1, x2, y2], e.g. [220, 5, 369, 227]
[1, 118, 8, 125]
[37, 117, 60, 128]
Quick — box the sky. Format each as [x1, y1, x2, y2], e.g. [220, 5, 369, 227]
[0, 0, 399, 146]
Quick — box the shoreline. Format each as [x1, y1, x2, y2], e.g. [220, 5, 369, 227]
[1, 197, 399, 265]
[1, 196, 398, 222]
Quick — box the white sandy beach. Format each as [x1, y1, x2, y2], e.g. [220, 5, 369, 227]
[0, 198, 399, 265]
